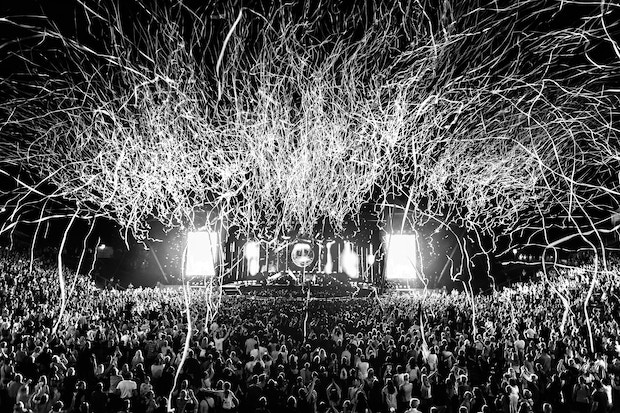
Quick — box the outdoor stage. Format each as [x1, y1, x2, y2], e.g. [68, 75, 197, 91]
[155, 271, 377, 298]
[218, 280, 377, 298]
[156, 270, 434, 298]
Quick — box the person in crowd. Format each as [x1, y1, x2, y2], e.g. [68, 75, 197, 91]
[405, 398, 422, 413]
[117, 372, 138, 401]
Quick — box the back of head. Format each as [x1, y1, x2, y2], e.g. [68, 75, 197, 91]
[287, 396, 297, 408]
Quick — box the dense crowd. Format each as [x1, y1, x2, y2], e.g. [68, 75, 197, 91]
[1, 247, 620, 413]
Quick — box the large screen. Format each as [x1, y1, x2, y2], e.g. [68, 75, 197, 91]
[341, 241, 359, 278]
[186, 232, 219, 276]
[383, 234, 418, 279]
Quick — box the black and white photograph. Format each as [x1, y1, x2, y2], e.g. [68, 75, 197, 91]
[0, 1, 620, 413]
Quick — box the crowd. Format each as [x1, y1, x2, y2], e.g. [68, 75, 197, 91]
[0, 247, 620, 413]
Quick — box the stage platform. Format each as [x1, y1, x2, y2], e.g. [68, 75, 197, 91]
[159, 271, 377, 298]
[214, 280, 376, 298]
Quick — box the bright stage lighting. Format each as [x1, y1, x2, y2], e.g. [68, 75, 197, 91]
[366, 254, 376, 265]
[384, 233, 418, 279]
[244, 241, 261, 276]
[186, 232, 219, 277]
[341, 241, 359, 278]
[324, 240, 335, 273]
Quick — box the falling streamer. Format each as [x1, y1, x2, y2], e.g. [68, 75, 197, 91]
[52, 209, 80, 335]
[168, 244, 192, 412]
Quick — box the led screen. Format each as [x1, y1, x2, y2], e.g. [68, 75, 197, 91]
[384, 234, 417, 279]
[186, 232, 219, 276]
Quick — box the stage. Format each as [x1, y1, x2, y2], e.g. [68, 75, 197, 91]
[217, 280, 376, 298]
[162, 271, 378, 298]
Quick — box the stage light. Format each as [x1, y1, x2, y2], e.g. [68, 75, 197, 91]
[324, 240, 335, 274]
[366, 254, 376, 265]
[383, 234, 418, 279]
[244, 241, 260, 276]
[186, 232, 219, 277]
[95, 243, 113, 259]
[341, 241, 359, 278]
